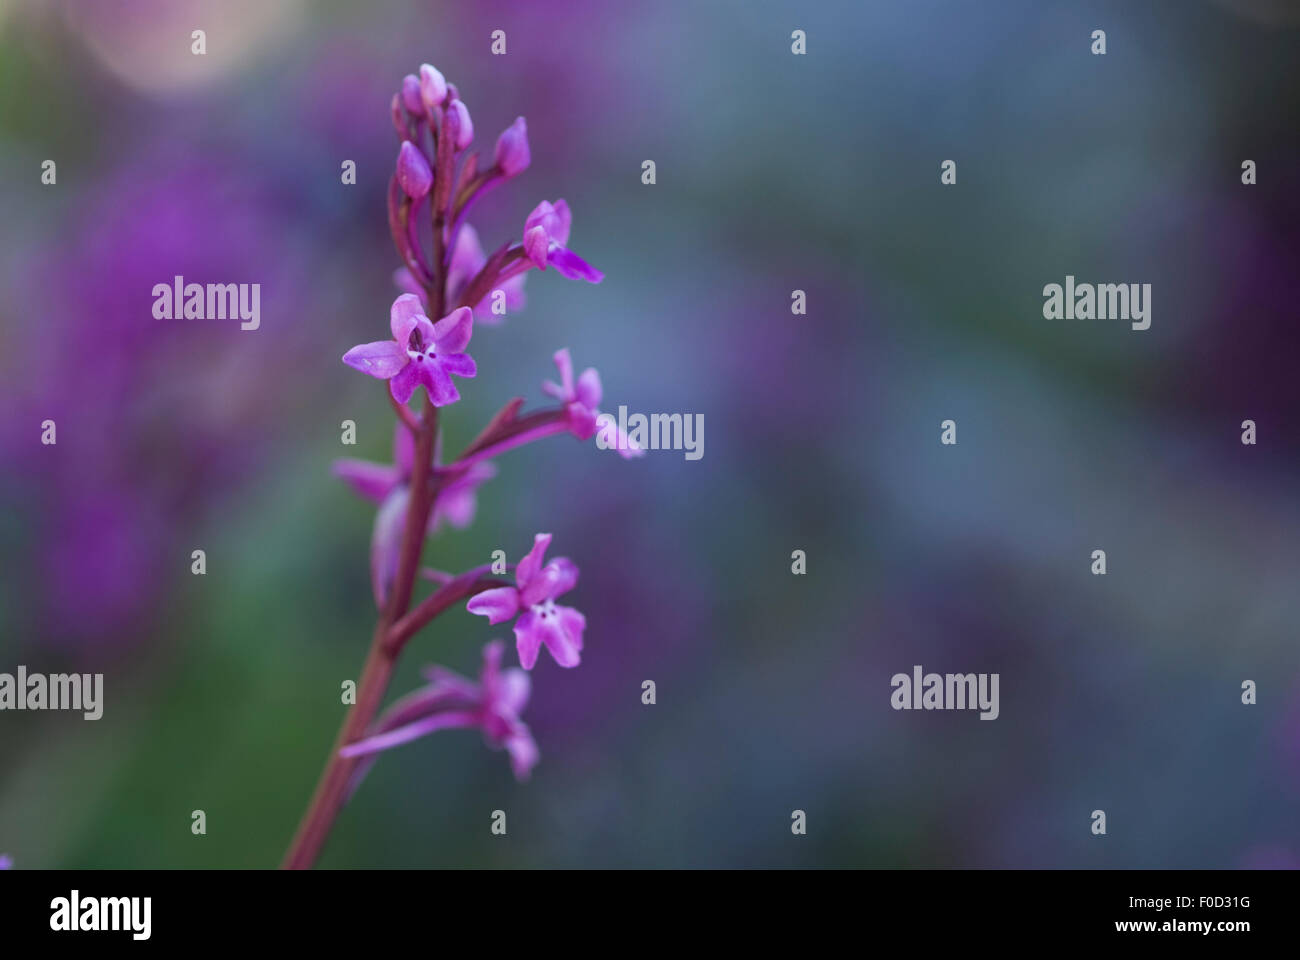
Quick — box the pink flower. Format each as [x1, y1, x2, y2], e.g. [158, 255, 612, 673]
[339, 641, 539, 781]
[523, 200, 604, 283]
[334, 424, 495, 605]
[467, 533, 586, 669]
[543, 348, 644, 457]
[343, 294, 477, 406]
[494, 116, 530, 177]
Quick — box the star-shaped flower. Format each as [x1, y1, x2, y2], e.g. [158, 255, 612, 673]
[343, 294, 477, 406]
[467, 533, 586, 669]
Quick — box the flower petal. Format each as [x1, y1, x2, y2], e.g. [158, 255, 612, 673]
[516, 532, 552, 588]
[343, 340, 406, 379]
[548, 245, 604, 283]
[543, 348, 575, 401]
[431, 306, 474, 354]
[437, 352, 477, 378]
[549, 199, 573, 246]
[390, 293, 426, 346]
[389, 362, 421, 404]
[575, 367, 602, 409]
[512, 612, 544, 670]
[504, 728, 539, 781]
[466, 586, 520, 625]
[423, 361, 461, 406]
[519, 556, 579, 606]
[524, 225, 550, 270]
[339, 710, 479, 758]
[332, 459, 401, 503]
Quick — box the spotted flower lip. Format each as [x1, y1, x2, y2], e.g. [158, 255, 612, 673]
[543, 348, 644, 457]
[522, 199, 604, 283]
[342, 294, 477, 406]
[339, 640, 539, 781]
[467, 533, 586, 670]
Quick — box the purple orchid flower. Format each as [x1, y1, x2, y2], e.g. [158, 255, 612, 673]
[522, 200, 604, 283]
[543, 348, 644, 457]
[467, 533, 586, 669]
[343, 294, 477, 406]
[0, 854, 11, 870]
[339, 640, 538, 781]
[334, 423, 495, 606]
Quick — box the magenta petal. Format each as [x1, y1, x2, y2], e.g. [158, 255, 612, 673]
[547, 348, 575, 399]
[390, 293, 426, 345]
[467, 586, 520, 625]
[575, 367, 602, 409]
[431, 306, 473, 353]
[557, 604, 586, 654]
[339, 710, 479, 758]
[549, 199, 573, 246]
[333, 459, 401, 503]
[548, 245, 604, 283]
[505, 728, 539, 781]
[438, 352, 477, 378]
[519, 557, 579, 606]
[524, 225, 550, 269]
[497, 667, 531, 716]
[389, 362, 421, 404]
[423, 361, 460, 406]
[512, 613, 544, 670]
[343, 341, 406, 379]
[516, 532, 552, 588]
[370, 487, 410, 609]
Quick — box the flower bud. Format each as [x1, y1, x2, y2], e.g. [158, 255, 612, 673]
[449, 99, 474, 149]
[419, 63, 447, 112]
[401, 74, 424, 116]
[493, 116, 530, 177]
[396, 141, 433, 199]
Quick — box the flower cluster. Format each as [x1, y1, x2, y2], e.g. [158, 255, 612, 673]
[317, 62, 635, 796]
